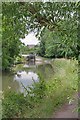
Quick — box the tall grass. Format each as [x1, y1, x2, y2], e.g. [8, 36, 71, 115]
[2, 58, 78, 118]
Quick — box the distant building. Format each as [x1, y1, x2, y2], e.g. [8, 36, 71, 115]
[27, 42, 40, 49]
[27, 44, 35, 49]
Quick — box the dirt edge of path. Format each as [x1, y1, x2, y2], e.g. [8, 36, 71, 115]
[52, 93, 78, 118]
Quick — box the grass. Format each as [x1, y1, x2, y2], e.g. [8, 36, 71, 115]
[2, 58, 78, 118]
[0, 91, 2, 120]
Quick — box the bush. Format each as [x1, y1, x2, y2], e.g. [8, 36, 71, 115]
[2, 91, 30, 118]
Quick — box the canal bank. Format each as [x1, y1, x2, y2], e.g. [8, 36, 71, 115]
[2, 58, 78, 118]
[2, 56, 53, 94]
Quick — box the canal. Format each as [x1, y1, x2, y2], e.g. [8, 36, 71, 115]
[2, 57, 54, 94]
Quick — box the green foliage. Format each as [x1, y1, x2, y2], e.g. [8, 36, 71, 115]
[20, 44, 38, 55]
[2, 3, 27, 70]
[30, 75, 47, 100]
[14, 56, 24, 65]
[2, 79, 47, 118]
[38, 18, 77, 58]
[3, 91, 25, 118]
[2, 59, 77, 118]
[2, 90, 36, 118]
[2, 2, 79, 70]
[38, 40, 45, 57]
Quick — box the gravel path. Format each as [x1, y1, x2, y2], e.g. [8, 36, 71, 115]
[53, 93, 78, 118]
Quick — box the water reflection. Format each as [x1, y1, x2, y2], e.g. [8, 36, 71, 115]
[23, 60, 36, 68]
[14, 71, 39, 93]
[2, 59, 54, 94]
[37, 63, 54, 80]
[2, 72, 20, 92]
[28, 60, 35, 66]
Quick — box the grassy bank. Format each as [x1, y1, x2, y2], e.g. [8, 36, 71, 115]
[2, 58, 78, 118]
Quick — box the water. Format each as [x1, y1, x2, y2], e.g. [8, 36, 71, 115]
[14, 71, 39, 93]
[2, 58, 54, 94]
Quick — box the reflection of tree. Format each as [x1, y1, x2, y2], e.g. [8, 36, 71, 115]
[2, 72, 20, 92]
[37, 63, 54, 81]
[0, 72, 2, 91]
[2, 62, 54, 94]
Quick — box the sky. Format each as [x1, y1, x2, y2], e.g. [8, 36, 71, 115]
[20, 32, 40, 46]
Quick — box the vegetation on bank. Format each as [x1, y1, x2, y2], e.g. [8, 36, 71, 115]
[37, 27, 77, 59]
[2, 59, 78, 118]
[2, 2, 79, 70]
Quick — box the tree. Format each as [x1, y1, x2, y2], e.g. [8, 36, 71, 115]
[2, 2, 27, 70]
[39, 17, 78, 58]
[2, 2, 79, 69]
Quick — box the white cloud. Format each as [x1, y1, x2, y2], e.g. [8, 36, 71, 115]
[20, 32, 40, 46]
